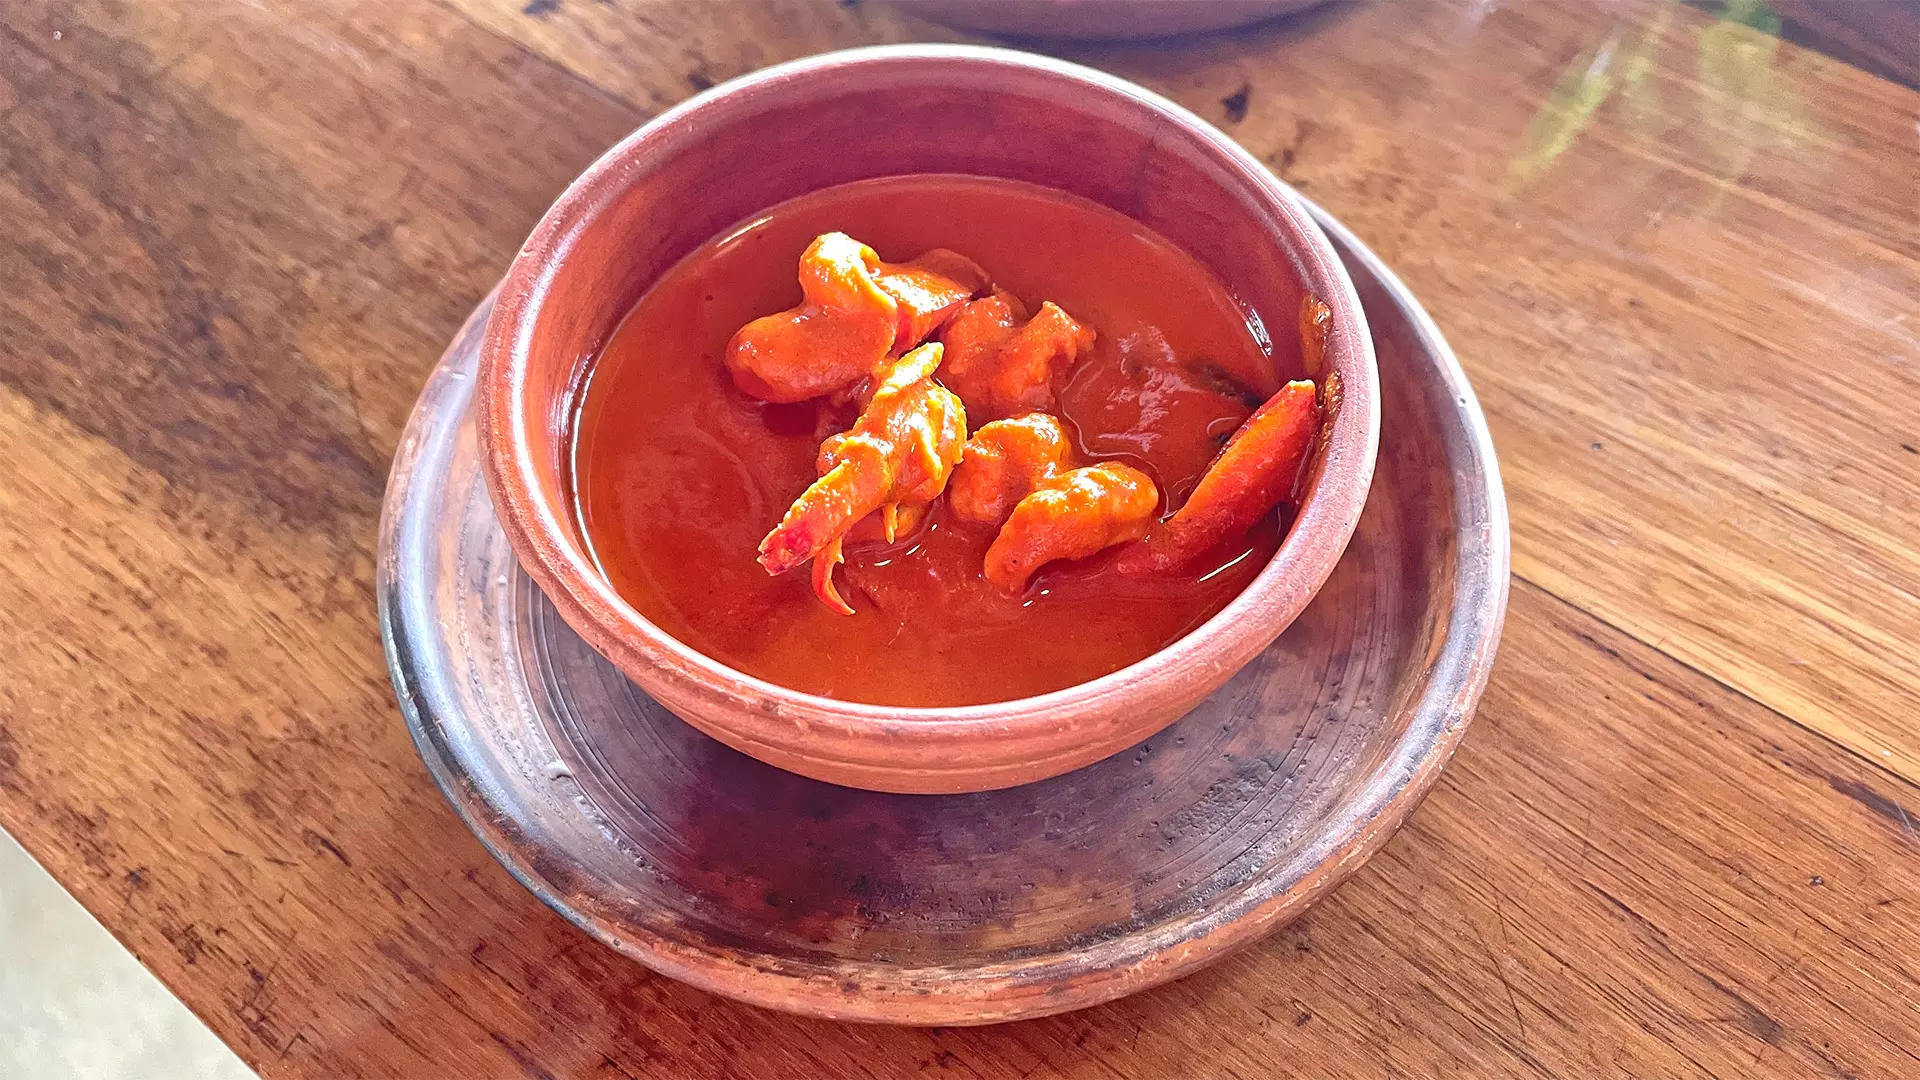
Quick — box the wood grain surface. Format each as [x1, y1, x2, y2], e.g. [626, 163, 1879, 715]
[0, 0, 1915, 1076]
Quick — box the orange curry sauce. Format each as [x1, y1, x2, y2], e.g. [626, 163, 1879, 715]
[573, 175, 1295, 706]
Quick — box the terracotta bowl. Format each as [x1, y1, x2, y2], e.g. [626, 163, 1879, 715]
[478, 44, 1379, 794]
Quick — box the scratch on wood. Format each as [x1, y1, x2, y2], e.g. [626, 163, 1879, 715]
[489, 1032, 560, 1080]
[0, 725, 19, 790]
[301, 828, 352, 866]
[236, 936, 298, 1050]
[1589, 885, 1784, 1045]
[121, 865, 148, 905]
[360, 995, 433, 1060]
[219, 846, 300, 869]
[164, 922, 208, 965]
[1826, 775, 1920, 844]
[471, 941, 524, 995]
[279, 1027, 309, 1061]
[597, 1053, 640, 1080]
[1470, 912, 1527, 1042]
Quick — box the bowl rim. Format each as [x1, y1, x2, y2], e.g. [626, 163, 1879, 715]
[478, 44, 1380, 749]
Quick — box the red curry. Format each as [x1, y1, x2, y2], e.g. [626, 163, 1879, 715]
[573, 175, 1319, 707]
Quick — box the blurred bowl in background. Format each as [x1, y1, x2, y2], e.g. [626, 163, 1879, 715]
[907, 0, 1332, 41]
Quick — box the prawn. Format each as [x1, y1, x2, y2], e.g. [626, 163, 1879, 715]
[1114, 379, 1319, 576]
[874, 248, 990, 351]
[947, 413, 1075, 526]
[726, 233, 986, 403]
[938, 292, 1096, 421]
[757, 343, 968, 613]
[983, 463, 1159, 593]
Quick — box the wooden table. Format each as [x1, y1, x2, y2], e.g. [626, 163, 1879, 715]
[3, 0, 1916, 1075]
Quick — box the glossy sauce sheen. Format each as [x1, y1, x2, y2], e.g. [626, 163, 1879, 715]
[575, 176, 1294, 707]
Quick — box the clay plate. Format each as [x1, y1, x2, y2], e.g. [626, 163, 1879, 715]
[377, 203, 1509, 1024]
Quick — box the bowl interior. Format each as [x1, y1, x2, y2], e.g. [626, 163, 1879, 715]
[486, 48, 1371, 724]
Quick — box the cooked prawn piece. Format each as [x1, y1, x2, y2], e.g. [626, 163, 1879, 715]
[726, 234, 986, 404]
[725, 233, 896, 403]
[983, 463, 1159, 593]
[938, 292, 1097, 421]
[873, 248, 990, 351]
[1115, 379, 1318, 576]
[758, 343, 968, 614]
[947, 413, 1075, 526]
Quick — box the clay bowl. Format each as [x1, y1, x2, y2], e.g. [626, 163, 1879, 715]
[478, 44, 1379, 794]
[910, 0, 1331, 42]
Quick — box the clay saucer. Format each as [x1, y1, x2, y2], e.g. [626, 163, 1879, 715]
[377, 203, 1508, 1024]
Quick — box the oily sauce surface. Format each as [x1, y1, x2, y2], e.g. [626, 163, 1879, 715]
[574, 176, 1288, 706]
